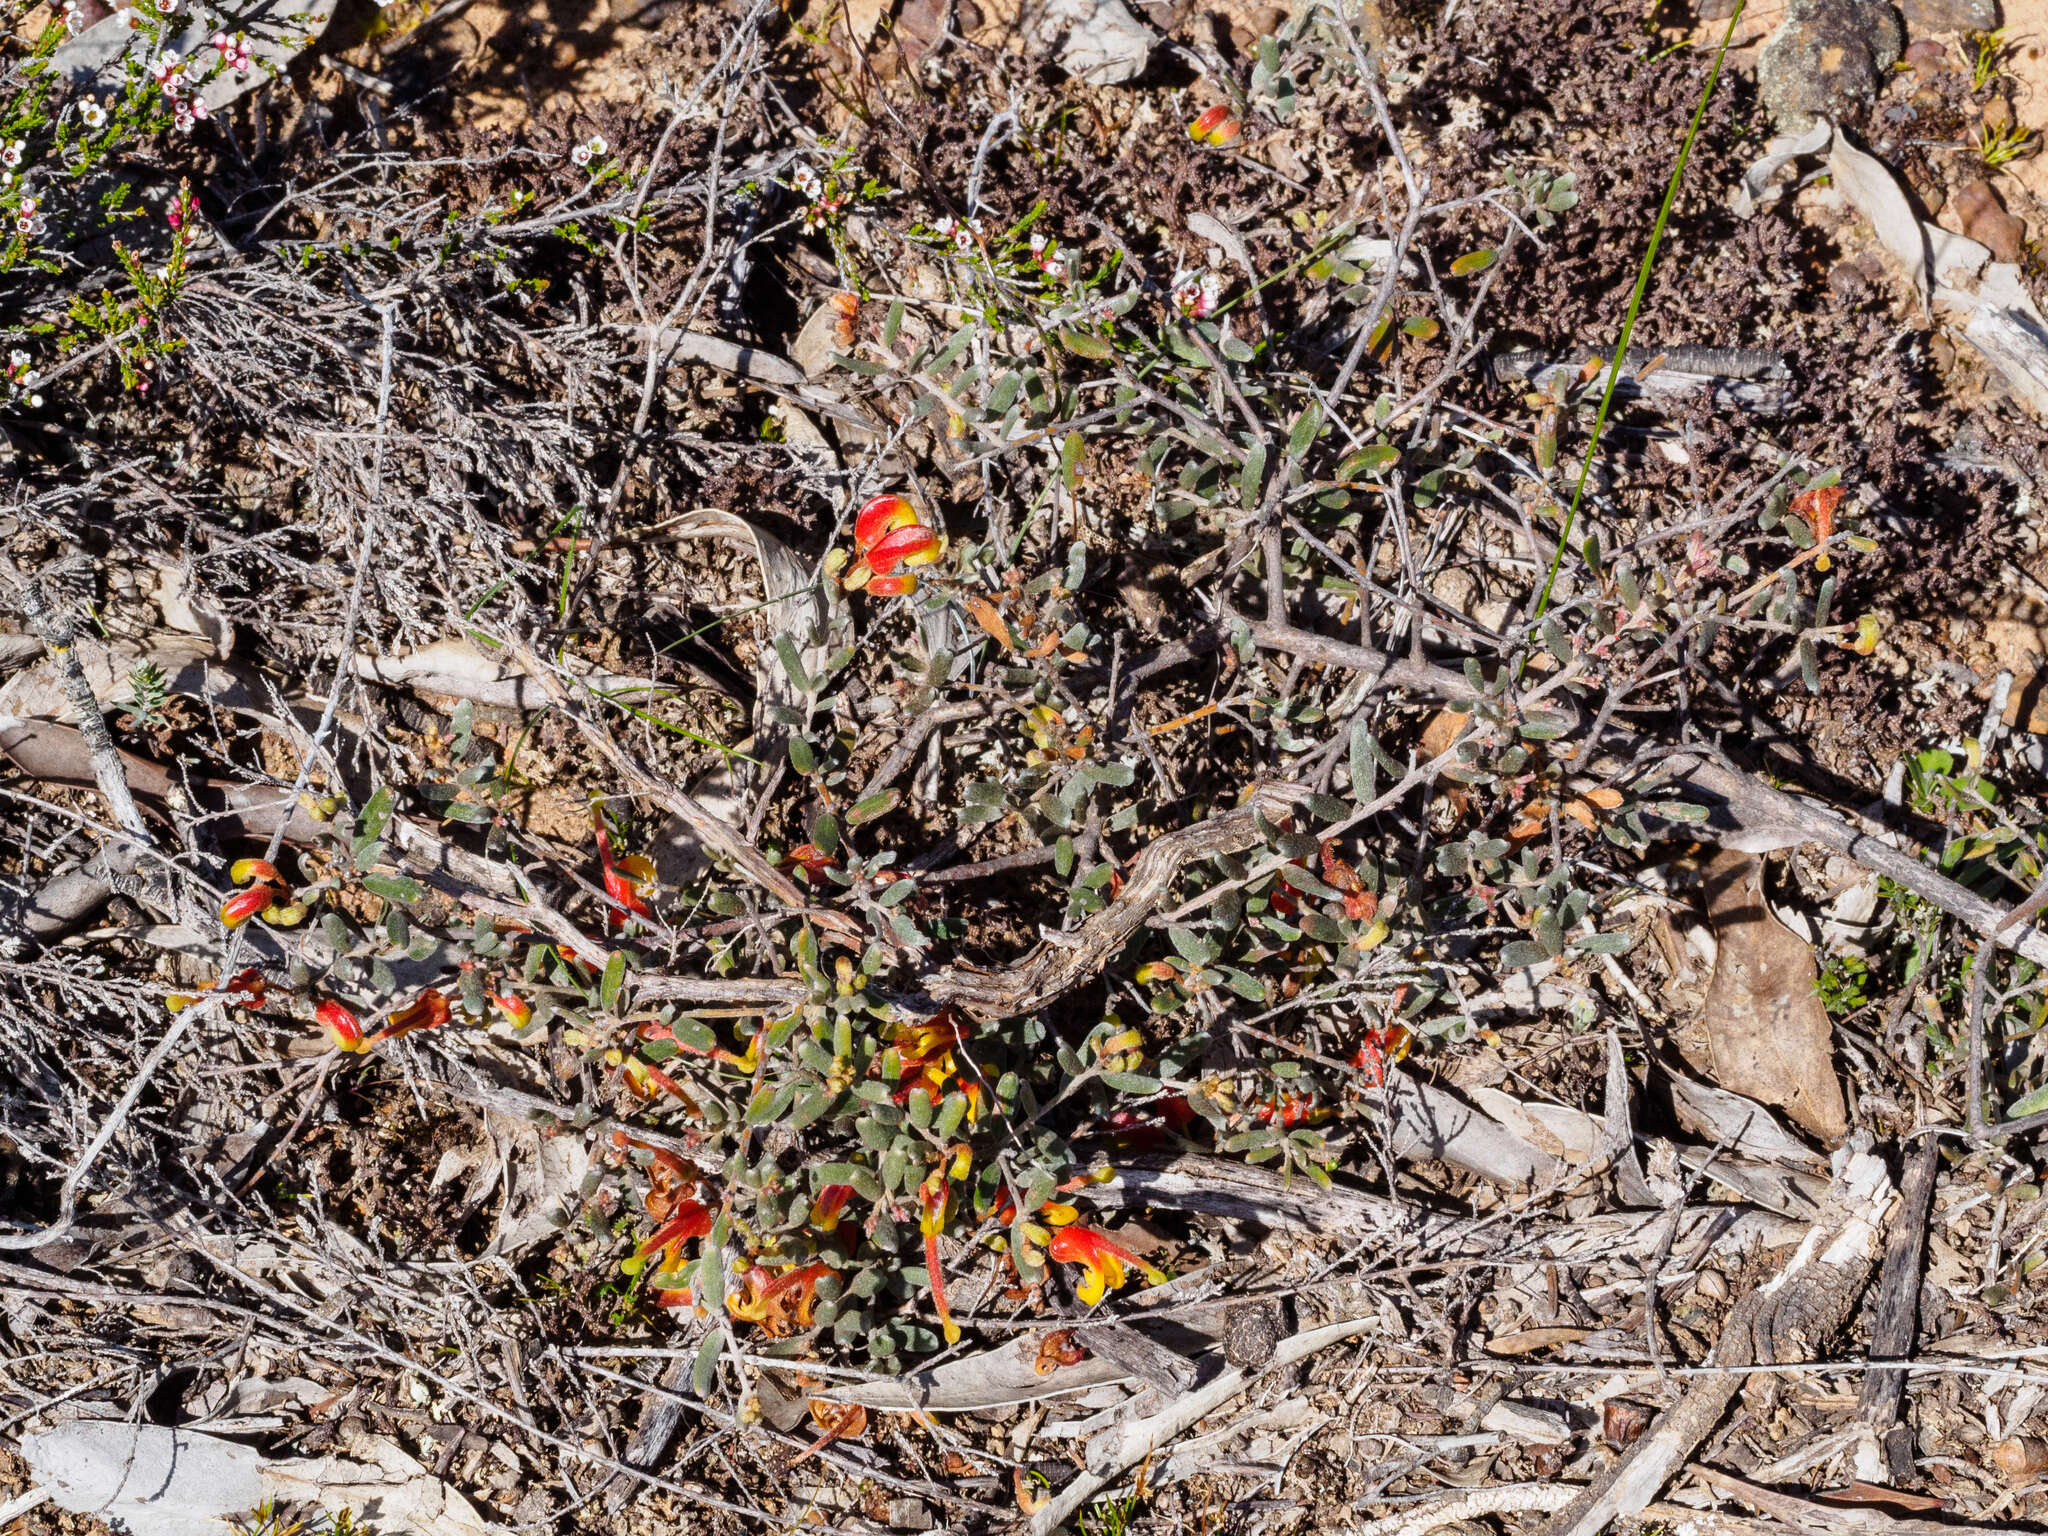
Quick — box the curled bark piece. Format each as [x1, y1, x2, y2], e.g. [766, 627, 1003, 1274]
[928, 781, 1312, 1018]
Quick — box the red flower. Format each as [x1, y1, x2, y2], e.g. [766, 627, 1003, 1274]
[844, 493, 941, 598]
[854, 494, 919, 550]
[1047, 1223, 1166, 1305]
[316, 999, 367, 1053]
[623, 1198, 712, 1278]
[1350, 1023, 1412, 1089]
[219, 885, 275, 927]
[490, 992, 532, 1028]
[592, 810, 654, 925]
[864, 523, 941, 575]
[1188, 104, 1242, 146]
[372, 988, 450, 1044]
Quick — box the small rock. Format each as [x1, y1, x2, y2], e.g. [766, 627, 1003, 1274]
[1954, 178, 2028, 262]
[1982, 92, 2013, 130]
[1757, 0, 1904, 128]
[1902, 0, 1997, 33]
[1829, 258, 1874, 304]
[1903, 37, 1950, 71]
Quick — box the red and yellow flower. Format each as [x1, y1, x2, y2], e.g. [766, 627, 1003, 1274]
[490, 992, 532, 1029]
[810, 1183, 856, 1232]
[316, 999, 368, 1053]
[1046, 1223, 1167, 1305]
[622, 1198, 712, 1278]
[727, 1260, 832, 1337]
[593, 809, 654, 926]
[167, 967, 267, 1014]
[840, 494, 941, 598]
[219, 884, 275, 927]
[1188, 104, 1243, 146]
[377, 987, 451, 1043]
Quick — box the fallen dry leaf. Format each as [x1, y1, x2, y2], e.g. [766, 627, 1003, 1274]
[1697, 848, 1848, 1142]
[964, 594, 1017, 650]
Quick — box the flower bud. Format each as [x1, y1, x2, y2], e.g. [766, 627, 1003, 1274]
[316, 999, 367, 1052]
[865, 523, 941, 575]
[854, 494, 918, 552]
[1189, 104, 1242, 145]
[230, 857, 280, 885]
[220, 886, 275, 927]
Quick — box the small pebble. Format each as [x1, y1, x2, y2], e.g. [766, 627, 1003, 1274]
[1954, 178, 2028, 264]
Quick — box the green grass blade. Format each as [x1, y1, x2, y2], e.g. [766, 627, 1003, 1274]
[1531, 0, 1746, 623]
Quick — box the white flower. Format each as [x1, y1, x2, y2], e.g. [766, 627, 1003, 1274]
[9, 351, 26, 368]
[0, 142, 21, 169]
[175, 109, 194, 131]
[26, 393, 41, 408]
[18, 196, 37, 216]
[586, 134, 606, 155]
[115, 5, 138, 25]
[1029, 232, 1046, 253]
[20, 370, 38, 388]
[80, 102, 106, 127]
[792, 164, 818, 196]
[189, 97, 209, 120]
[967, 216, 985, 236]
[953, 228, 971, 251]
[570, 144, 591, 166]
[934, 215, 955, 236]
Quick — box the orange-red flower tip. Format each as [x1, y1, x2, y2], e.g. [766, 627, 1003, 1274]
[866, 572, 919, 597]
[229, 857, 281, 885]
